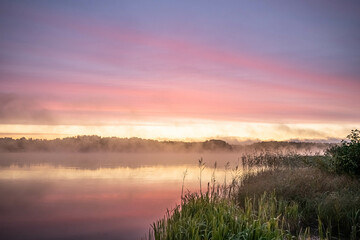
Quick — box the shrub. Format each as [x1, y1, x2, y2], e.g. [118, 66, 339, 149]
[326, 129, 360, 176]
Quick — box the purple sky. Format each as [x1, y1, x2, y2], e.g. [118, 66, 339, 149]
[0, 0, 359, 141]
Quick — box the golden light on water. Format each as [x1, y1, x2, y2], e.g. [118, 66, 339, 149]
[0, 165, 226, 183]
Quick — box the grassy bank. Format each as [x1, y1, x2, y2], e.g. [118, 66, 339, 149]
[149, 153, 360, 240]
[237, 167, 360, 239]
[150, 192, 299, 240]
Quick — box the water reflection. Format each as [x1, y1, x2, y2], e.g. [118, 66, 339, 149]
[0, 153, 239, 240]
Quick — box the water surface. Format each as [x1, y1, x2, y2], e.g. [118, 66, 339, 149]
[0, 152, 240, 240]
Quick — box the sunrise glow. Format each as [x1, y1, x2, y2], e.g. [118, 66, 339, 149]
[1, 1, 359, 141]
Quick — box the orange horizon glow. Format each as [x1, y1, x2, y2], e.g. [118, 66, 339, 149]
[0, 121, 357, 143]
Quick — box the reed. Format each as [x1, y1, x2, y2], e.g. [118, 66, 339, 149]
[236, 158, 360, 239]
[149, 191, 297, 240]
[149, 153, 360, 240]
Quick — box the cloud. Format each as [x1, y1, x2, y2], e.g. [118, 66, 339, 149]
[276, 124, 326, 138]
[0, 93, 55, 124]
[274, 124, 354, 141]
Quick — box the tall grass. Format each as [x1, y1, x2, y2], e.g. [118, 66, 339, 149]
[149, 153, 360, 240]
[237, 162, 360, 239]
[149, 191, 298, 240]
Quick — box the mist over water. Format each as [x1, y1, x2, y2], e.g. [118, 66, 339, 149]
[0, 138, 332, 240]
[0, 152, 239, 240]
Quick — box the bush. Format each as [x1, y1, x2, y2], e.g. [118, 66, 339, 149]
[326, 129, 360, 176]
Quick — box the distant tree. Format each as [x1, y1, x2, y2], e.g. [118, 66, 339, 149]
[202, 140, 232, 151]
[326, 129, 360, 176]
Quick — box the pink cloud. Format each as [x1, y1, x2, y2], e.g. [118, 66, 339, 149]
[1, 5, 359, 125]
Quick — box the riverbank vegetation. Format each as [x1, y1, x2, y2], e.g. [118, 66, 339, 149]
[149, 130, 360, 240]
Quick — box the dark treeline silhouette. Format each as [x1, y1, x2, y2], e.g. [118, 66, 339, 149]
[0, 136, 332, 153]
[0, 136, 232, 152]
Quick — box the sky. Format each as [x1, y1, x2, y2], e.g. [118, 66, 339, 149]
[0, 0, 360, 142]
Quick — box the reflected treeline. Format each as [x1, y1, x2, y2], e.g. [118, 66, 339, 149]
[0, 136, 332, 153]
